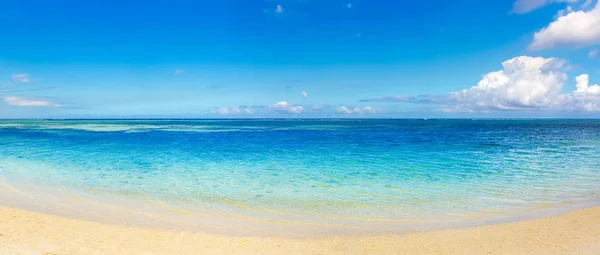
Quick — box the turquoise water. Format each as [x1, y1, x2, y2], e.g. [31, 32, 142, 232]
[1, 119, 599, 232]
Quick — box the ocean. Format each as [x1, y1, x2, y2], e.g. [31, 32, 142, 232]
[1, 119, 599, 235]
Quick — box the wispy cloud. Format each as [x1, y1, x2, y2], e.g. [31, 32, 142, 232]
[301, 91, 308, 98]
[4, 96, 60, 107]
[589, 49, 599, 58]
[276, 4, 284, 13]
[360, 95, 446, 104]
[360, 96, 414, 103]
[174, 69, 185, 76]
[347, 3, 352, 8]
[0, 86, 56, 94]
[264, 4, 286, 17]
[11, 74, 32, 84]
[511, 0, 577, 14]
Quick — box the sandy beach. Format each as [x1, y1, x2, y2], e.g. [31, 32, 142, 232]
[0, 205, 598, 255]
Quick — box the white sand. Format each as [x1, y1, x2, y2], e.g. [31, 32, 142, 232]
[0, 205, 598, 254]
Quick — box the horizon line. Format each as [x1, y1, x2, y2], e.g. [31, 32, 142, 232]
[2, 118, 600, 121]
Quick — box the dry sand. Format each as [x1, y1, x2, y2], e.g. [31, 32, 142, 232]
[0, 205, 598, 255]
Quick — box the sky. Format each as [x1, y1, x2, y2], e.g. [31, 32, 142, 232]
[1, 0, 600, 118]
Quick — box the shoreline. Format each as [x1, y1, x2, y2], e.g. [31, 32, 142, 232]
[3, 179, 600, 238]
[0, 205, 598, 254]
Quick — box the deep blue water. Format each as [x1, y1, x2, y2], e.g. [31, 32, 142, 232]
[1, 119, 599, 223]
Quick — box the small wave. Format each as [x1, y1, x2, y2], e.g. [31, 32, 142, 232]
[0, 123, 272, 133]
[0, 122, 351, 133]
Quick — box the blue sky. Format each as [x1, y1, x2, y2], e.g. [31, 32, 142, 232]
[1, 0, 600, 118]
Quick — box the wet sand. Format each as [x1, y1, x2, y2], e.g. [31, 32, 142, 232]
[0, 205, 598, 255]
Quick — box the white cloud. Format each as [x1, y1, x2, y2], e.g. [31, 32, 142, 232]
[275, 5, 284, 13]
[448, 56, 567, 110]
[530, 2, 600, 49]
[362, 106, 378, 114]
[174, 69, 184, 75]
[512, 0, 577, 14]
[582, 0, 593, 9]
[337, 106, 353, 114]
[218, 107, 240, 115]
[213, 106, 253, 115]
[301, 91, 308, 98]
[589, 49, 599, 58]
[347, 3, 352, 8]
[567, 75, 600, 110]
[336, 106, 379, 114]
[4, 96, 60, 107]
[575, 74, 600, 94]
[11, 74, 32, 84]
[361, 56, 600, 112]
[268, 101, 304, 114]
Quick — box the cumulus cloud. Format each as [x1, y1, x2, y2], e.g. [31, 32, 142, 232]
[589, 49, 599, 58]
[336, 106, 379, 114]
[301, 91, 308, 98]
[512, 0, 577, 14]
[575, 74, 600, 94]
[11, 74, 32, 84]
[362, 106, 378, 114]
[336, 106, 353, 114]
[4, 96, 60, 107]
[212, 106, 253, 115]
[361, 56, 600, 112]
[447, 56, 568, 110]
[268, 101, 304, 114]
[530, 1, 600, 49]
[567, 75, 600, 110]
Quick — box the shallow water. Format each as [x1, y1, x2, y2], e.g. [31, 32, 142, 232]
[1, 119, 599, 235]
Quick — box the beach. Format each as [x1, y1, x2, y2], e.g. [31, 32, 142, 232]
[1, 120, 600, 254]
[4, 0, 600, 252]
[0, 205, 598, 255]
